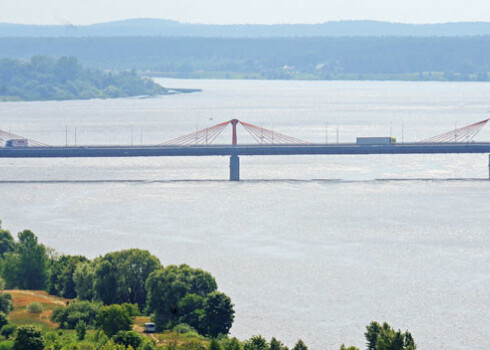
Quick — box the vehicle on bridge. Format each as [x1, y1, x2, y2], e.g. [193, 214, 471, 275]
[356, 137, 396, 145]
[5, 139, 29, 147]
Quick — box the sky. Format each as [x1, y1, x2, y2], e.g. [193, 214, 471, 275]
[1, 0, 490, 25]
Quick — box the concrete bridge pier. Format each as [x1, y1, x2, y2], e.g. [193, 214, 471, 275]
[488, 154, 490, 179]
[230, 155, 240, 181]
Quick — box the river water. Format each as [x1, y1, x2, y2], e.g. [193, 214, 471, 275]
[0, 79, 489, 349]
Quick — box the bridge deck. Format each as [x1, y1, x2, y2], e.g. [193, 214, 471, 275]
[1, 143, 490, 158]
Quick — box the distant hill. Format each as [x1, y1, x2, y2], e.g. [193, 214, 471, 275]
[1, 37, 489, 81]
[3, 18, 490, 37]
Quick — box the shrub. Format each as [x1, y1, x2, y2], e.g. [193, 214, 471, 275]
[243, 336, 268, 350]
[222, 337, 243, 350]
[75, 320, 87, 341]
[0, 340, 14, 350]
[339, 345, 360, 350]
[208, 339, 224, 350]
[26, 302, 43, 314]
[0, 324, 16, 339]
[13, 326, 44, 350]
[0, 294, 13, 315]
[140, 341, 156, 350]
[96, 305, 132, 337]
[50, 301, 100, 329]
[0, 313, 7, 330]
[173, 323, 199, 334]
[121, 303, 139, 317]
[99, 340, 127, 350]
[112, 330, 143, 349]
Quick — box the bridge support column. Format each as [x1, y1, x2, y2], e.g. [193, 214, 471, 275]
[488, 154, 490, 180]
[230, 155, 240, 181]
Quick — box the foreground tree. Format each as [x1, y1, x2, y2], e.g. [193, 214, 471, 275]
[365, 321, 416, 350]
[201, 291, 235, 337]
[112, 330, 144, 349]
[95, 249, 161, 306]
[146, 264, 217, 329]
[47, 254, 88, 298]
[13, 326, 44, 350]
[96, 304, 133, 337]
[209, 339, 224, 350]
[3, 230, 48, 289]
[73, 261, 96, 300]
[270, 337, 289, 350]
[243, 335, 268, 350]
[50, 300, 100, 329]
[0, 221, 15, 257]
[0, 277, 13, 315]
[222, 337, 243, 350]
[292, 340, 308, 350]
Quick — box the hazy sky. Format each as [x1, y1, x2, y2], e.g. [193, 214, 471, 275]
[1, 0, 490, 25]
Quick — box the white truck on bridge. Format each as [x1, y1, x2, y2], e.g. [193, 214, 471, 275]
[356, 137, 396, 145]
[6, 139, 29, 147]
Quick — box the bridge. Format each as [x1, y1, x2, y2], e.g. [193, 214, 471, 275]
[1, 118, 490, 181]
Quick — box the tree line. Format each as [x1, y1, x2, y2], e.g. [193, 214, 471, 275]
[0, 37, 489, 81]
[0, 56, 166, 101]
[0, 221, 234, 338]
[0, 220, 416, 349]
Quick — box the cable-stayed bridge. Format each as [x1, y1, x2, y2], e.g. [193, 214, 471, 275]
[1, 118, 490, 180]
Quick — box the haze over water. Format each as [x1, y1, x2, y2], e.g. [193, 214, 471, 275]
[0, 79, 489, 349]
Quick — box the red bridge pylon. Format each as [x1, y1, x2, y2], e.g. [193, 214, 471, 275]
[158, 119, 309, 146]
[420, 118, 489, 143]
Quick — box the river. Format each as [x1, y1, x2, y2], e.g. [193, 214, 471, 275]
[0, 79, 489, 349]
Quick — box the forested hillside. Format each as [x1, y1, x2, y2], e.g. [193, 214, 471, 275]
[1, 37, 489, 81]
[0, 56, 166, 101]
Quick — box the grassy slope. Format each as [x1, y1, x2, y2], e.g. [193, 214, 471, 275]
[3, 290, 209, 348]
[4, 290, 67, 330]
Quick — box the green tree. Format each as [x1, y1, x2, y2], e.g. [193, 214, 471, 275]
[3, 230, 48, 289]
[50, 300, 100, 329]
[243, 335, 268, 350]
[95, 249, 161, 306]
[47, 254, 88, 298]
[201, 291, 235, 337]
[208, 339, 224, 350]
[0, 323, 17, 339]
[73, 261, 96, 300]
[112, 330, 144, 349]
[94, 260, 118, 305]
[0, 221, 15, 257]
[0, 312, 8, 329]
[365, 321, 382, 350]
[13, 326, 44, 350]
[75, 320, 87, 340]
[54, 56, 81, 83]
[146, 264, 217, 329]
[96, 304, 133, 337]
[0, 277, 13, 315]
[292, 340, 307, 350]
[223, 337, 243, 350]
[270, 338, 288, 350]
[177, 294, 205, 331]
[99, 340, 128, 350]
[339, 345, 359, 350]
[364, 321, 416, 350]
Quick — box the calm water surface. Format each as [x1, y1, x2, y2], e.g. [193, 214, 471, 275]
[0, 80, 489, 349]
